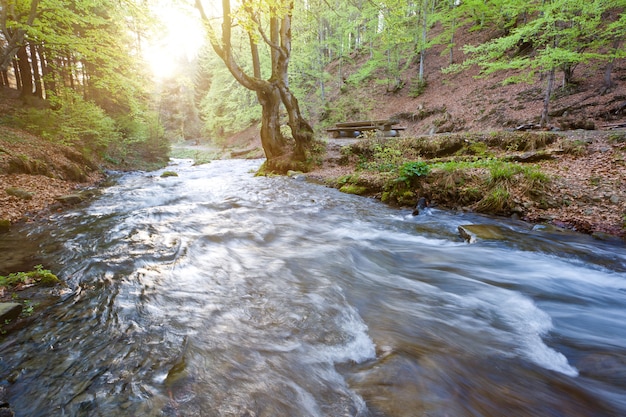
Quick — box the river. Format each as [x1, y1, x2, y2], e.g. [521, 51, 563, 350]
[1, 158, 625, 416]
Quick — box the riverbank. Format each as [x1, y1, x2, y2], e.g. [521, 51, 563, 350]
[307, 129, 626, 240]
[1, 127, 625, 240]
[0, 126, 104, 227]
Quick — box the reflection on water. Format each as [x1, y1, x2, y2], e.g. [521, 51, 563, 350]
[1, 159, 625, 416]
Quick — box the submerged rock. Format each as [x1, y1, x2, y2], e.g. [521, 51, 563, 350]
[412, 197, 429, 216]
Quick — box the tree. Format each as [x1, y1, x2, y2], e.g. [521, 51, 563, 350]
[447, 0, 620, 127]
[195, 0, 315, 171]
[0, 0, 40, 72]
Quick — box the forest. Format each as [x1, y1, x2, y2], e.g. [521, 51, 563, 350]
[1, 0, 624, 170]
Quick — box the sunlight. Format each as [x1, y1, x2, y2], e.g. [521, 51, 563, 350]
[143, 1, 207, 80]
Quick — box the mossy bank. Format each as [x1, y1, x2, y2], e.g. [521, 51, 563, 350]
[309, 130, 626, 239]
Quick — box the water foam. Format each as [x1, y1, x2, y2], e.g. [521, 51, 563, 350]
[464, 290, 578, 377]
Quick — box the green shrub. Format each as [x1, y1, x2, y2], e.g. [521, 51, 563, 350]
[397, 161, 430, 183]
[15, 91, 120, 151]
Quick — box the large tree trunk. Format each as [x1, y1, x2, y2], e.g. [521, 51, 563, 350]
[37, 44, 55, 96]
[12, 57, 21, 90]
[0, 0, 40, 72]
[278, 82, 313, 159]
[16, 45, 32, 97]
[257, 85, 286, 160]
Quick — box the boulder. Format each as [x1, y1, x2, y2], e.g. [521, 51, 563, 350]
[412, 197, 429, 216]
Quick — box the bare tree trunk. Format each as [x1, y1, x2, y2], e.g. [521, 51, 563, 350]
[602, 39, 621, 93]
[29, 43, 43, 98]
[16, 45, 32, 97]
[38, 45, 55, 96]
[0, 0, 41, 72]
[540, 67, 555, 127]
[12, 57, 21, 90]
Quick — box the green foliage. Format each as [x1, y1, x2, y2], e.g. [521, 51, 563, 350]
[409, 79, 428, 98]
[169, 147, 218, 165]
[15, 91, 119, 149]
[397, 161, 430, 183]
[199, 52, 261, 144]
[476, 185, 511, 213]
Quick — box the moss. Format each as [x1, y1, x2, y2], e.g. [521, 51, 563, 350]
[608, 132, 626, 143]
[160, 171, 179, 178]
[5, 187, 33, 200]
[339, 184, 368, 195]
[0, 218, 10, 233]
[0, 265, 60, 288]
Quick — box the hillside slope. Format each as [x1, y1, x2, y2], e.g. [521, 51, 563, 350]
[315, 36, 626, 135]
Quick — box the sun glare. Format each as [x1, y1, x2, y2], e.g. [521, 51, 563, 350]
[144, 1, 207, 80]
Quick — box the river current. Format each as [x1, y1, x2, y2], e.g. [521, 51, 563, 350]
[1, 158, 625, 416]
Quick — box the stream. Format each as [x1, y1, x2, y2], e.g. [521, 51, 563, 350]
[1, 158, 625, 416]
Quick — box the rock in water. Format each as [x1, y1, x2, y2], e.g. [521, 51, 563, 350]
[412, 197, 429, 216]
[458, 224, 506, 243]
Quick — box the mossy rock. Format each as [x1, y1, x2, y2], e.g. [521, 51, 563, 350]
[0, 266, 61, 288]
[0, 219, 10, 233]
[55, 194, 84, 205]
[339, 184, 368, 195]
[458, 224, 507, 243]
[5, 187, 33, 200]
[161, 171, 179, 178]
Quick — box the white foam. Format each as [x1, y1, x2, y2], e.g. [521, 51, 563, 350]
[464, 290, 578, 377]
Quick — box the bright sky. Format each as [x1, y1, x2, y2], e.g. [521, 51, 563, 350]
[143, 0, 208, 80]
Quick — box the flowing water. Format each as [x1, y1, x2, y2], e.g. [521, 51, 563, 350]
[1, 159, 626, 417]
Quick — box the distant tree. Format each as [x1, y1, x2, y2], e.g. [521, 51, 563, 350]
[196, 0, 315, 171]
[597, 3, 626, 93]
